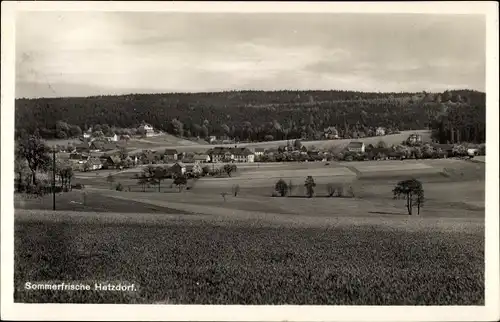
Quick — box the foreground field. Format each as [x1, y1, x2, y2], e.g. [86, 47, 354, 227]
[14, 157, 485, 304]
[14, 210, 484, 304]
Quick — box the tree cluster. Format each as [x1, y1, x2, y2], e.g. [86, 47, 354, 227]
[15, 90, 485, 143]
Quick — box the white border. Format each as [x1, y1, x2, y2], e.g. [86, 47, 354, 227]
[1, 1, 499, 321]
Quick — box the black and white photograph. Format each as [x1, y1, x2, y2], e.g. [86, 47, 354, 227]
[1, 1, 499, 321]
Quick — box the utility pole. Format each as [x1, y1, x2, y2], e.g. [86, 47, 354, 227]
[52, 147, 56, 211]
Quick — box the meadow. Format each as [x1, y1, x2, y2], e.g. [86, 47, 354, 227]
[14, 156, 485, 304]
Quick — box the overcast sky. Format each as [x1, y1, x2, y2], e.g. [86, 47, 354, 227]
[15, 12, 486, 98]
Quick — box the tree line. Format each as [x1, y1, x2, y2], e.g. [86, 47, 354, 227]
[15, 89, 485, 143]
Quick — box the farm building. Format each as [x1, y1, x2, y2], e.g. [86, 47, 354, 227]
[376, 127, 386, 136]
[85, 158, 103, 171]
[232, 148, 255, 163]
[367, 148, 390, 160]
[89, 141, 116, 152]
[193, 154, 210, 163]
[208, 147, 234, 163]
[347, 141, 365, 153]
[170, 162, 187, 176]
[164, 149, 179, 161]
[104, 134, 119, 142]
[432, 143, 454, 157]
[407, 133, 423, 145]
[75, 141, 90, 153]
[103, 156, 121, 169]
[69, 153, 90, 164]
[138, 123, 155, 137]
[254, 148, 265, 156]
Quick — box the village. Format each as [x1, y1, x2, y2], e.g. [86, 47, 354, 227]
[52, 122, 483, 184]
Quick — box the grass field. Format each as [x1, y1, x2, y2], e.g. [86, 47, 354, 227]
[14, 210, 484, 304]
[106, 130, 432, 154]
[14, 156, 485, 304]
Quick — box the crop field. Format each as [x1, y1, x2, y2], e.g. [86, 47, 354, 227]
[14, 191, 191, 214]
[114, 130, 432, 154]
[14, 209, 484, 305]
[13, 157, 485, 305]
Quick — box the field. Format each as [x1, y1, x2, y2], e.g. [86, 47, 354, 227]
[14, 156, 485, 304]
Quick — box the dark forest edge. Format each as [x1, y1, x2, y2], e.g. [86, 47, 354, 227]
[15, 89, 485, 144]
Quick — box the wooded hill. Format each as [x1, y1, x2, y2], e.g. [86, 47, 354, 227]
[15, 89, 486, 143]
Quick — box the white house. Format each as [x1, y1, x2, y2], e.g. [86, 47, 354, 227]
[346, 141, 365, 153]
[170, 162, 187, 176]
[376, 127, 386, 136]
[193, 154, 211, 163]
[232, 148, 255, 163]
[138, 123, 155, 137]
[254, 148, 265, 156]
[209, 136, 217, 143]
[208, 147, 234, 163]
[105, 134, 119, 142]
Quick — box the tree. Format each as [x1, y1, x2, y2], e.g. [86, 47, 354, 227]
[264, 134, 274, 141]
[288, 180, 294, 196]
[135, 173, 149, 192]
[107, 174, 115, 189]
[14, 157, 29, 192]
[232, 184, 240, 197]
[69, 125, 82, 137]
[293, 139, 302, 150]
[202, 165, 211, 176]
[376, 140, 388, 149]
[57, 164, 74, 191]
[223, 164, 237, 177]
[275, 179, 289, 197]
[170, 119, 184, 137]
[173, 174, 188, 192]
[154, 166, 168, 192]
[16, 135, 51, 186]
[304, 176, 316, 198]
[392, 179, 424, 215]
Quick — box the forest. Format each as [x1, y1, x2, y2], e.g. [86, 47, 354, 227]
[14, 89, 486, 144]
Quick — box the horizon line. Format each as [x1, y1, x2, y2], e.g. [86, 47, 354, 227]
[15, 87, 485, 100]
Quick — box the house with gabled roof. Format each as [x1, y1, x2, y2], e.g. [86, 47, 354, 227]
[85, 157, 103, 171]
[232, 147, 255, 163]
[193, 154, 210, 163]
[163, 149, 179, 161]
[170, 162, 186, 176]
[254, 148, 265, 156]
[346, 141, 365, 153]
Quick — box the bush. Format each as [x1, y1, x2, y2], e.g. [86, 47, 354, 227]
[115, 183, 124, 191]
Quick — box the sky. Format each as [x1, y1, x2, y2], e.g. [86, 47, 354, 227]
[15, 12, 486, 98]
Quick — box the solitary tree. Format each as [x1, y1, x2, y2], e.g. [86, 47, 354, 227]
[304, 176, 316, 198]
[135, 173, 149, 192]
[16, 134, 51, 186]
[275, 179, 289, 197]
[392, 179, 425, 215]
[376, 140, 388, 149]
[154, 166, 168, 192]
[223, 164, 237, 177]
[173, 174, 188, 192]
